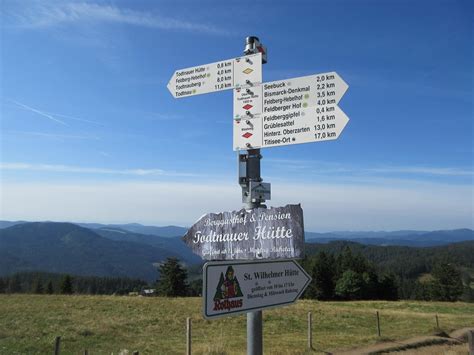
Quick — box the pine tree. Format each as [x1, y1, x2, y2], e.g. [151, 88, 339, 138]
[413, 280, 430, 300]
[359, 271, 374, 299]
[156, 257, 188, 297]
[60, 275, 73, 295]
[429, 262, 463, 301]
[377, 273, 398, 300]
[33, 279, 44, 294]
[188, 279, 203, 297]
[460, 285, 474, 302]
[337, 246, 354, 277]
[7, 274, 22, 293]
[0, 278, 6, 293]
[46, 280, 54, 294]
[307, 251, 336, 300]
[335, 270, 364, 300]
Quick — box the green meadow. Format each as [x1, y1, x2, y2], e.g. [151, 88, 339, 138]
[0, 295, 472, 354]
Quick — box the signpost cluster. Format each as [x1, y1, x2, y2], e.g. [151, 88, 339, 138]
[233, 72, 348, 150]
[168, 36, 349, 355]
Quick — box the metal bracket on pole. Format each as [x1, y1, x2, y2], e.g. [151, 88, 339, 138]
[244, 181, 271, 205]
[244, 36, 267, 64]
[239, 150, 270, 206]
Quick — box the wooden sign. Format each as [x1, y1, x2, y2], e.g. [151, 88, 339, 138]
[182, 204, 304, 260]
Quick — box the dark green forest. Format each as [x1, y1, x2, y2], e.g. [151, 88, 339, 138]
[155, 241, 474, 302]
[1, 241, 473, 302]
[304, 240, 474, 301]
[0, 272, 147, 295]
[301, 247, 471, 302]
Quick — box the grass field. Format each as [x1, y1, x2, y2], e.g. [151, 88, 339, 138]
[0, 295, 473, 354]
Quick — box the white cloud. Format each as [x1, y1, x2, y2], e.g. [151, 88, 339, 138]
[41, 111, 102, 126]
[0, 163, 165, 176]
[265, 159, 473, 178]
[5, 131, 100, 141]
[8, 2, 231, 35]
[279, 182, 473, 231]
[9, 99, 102, 127]
[146, 112, 184, 121]
[10, 100, 67, 126]
[1, 180, 472, 232]
[367, 166, 474, 177]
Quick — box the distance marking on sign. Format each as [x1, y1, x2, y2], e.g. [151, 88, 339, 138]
[167, 53, 262, 98]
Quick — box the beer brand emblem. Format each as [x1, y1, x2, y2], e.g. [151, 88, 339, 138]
[213, 266, 243, 311]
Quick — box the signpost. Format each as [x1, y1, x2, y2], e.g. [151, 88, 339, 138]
[233, 72, 349, 150]
[203, 259, 311, 319]
[167, 36, 349, 355]
[167, 53, 262, 98]
[182, 204, 304, 260]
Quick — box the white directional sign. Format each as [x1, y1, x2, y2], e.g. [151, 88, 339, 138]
[203, 259, 311, 319]
[233, 72, 349, 150]
[167, 53, 262, 98]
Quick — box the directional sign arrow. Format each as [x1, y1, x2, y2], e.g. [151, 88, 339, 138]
[167, 53, 262, 99]
[203, 259, 311, 319]
[262, 72, 348, 113]
[261, 105, 349, 148]
[233, 71, 349, 150]
[233, 72, 347, 120]
[182, 204, 304, 261]
[234, 105, 349, 150]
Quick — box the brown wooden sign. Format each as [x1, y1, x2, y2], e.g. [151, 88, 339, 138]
[182, 204, 304, 260]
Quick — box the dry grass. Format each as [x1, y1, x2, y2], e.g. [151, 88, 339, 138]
[0, 295, 473, 354]
[389, 342, 468, 354]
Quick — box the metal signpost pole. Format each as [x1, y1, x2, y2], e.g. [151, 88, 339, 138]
[245, 148, 263, 355]
[242, 36, 265, 355]
[169, 35, 348, 355]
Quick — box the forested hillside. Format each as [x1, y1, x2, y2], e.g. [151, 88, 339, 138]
[303, 241, 474, 301]
[0, 222, 187, 281]
[0, 271, 146, 295]
[305, 240, 474, 277]
[1, 222, 472, 301]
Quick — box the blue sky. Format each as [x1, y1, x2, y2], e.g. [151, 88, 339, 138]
[0, 0, 472, 231]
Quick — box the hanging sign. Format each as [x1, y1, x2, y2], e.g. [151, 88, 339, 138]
[203, 259, 311, 319]
[182, 204, 305, 260]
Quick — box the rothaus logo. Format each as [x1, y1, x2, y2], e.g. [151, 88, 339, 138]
[213, 266, 243, 311]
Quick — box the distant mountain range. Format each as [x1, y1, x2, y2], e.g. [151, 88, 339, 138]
[2, 220, 472, 247]
[0, 222, 199, 282]
[0, 220, 472, 282]
[0, 221, 188, 238]
[305, 229, 474, 247]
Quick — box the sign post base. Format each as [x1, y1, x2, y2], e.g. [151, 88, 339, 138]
[247, 311, 263, 355]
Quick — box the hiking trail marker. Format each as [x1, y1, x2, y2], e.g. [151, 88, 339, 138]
[167, 53, 262, 98]
[203, 259, 311, 319]
[168, 36, 349, 355]
[233, 72, 349, 150]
